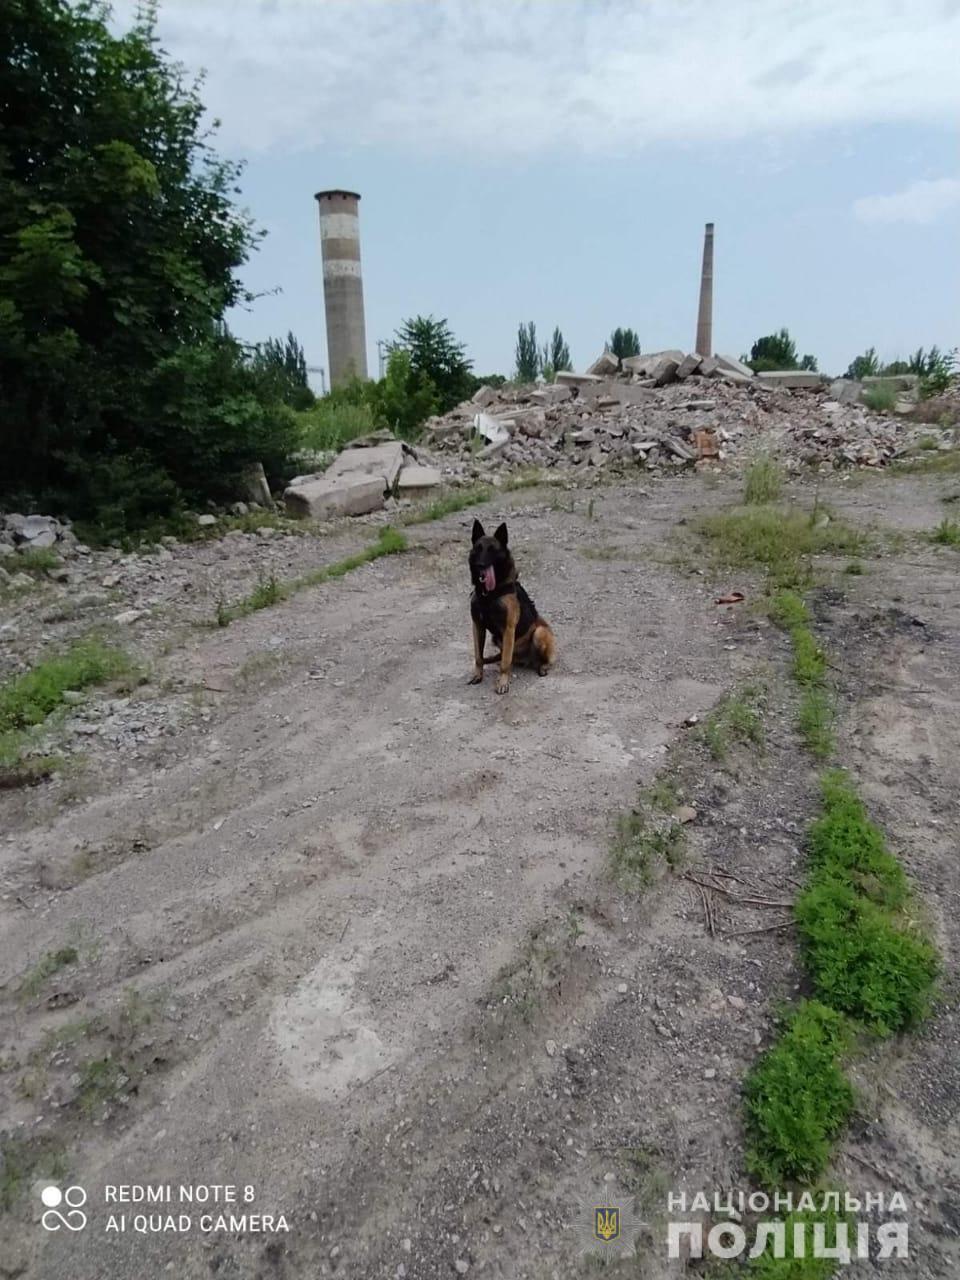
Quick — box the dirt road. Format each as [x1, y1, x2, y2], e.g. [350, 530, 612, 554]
[2, 470, 958, 1278]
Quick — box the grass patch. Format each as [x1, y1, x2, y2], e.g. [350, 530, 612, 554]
[744, 1000, 855, 1187]
[746, 1204, 851, 1278]
[930, 517, 960, 546]
[769, 591, 834, 758]
[795, 772, 938, 1034]
[843, 560, 864, 575]
[699, 688, 765, 762]
[401, 485, 492, 525]
[695, 505, 869, 591]
[0, 1136, 68, 1212]
[216, 526, 408, 624]
[611, 810, 685, 888]
[18, 946, 79, 1002]
[76, 1055, 131, 1115]
[744, 456, 784, 505]
[298, 398, 377, 453]
[797, 689, 834, 759]
[862, 383, 897, 413]
[889, 449, 960, 477]
[11, 546, 61, 575]
[0, 639, 130, 737]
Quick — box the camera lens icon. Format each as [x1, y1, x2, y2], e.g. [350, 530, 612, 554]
[40, 1185, 88, 1230]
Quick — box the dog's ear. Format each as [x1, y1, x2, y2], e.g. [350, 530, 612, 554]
[471, 519, 485, 544]
[493, 523, 508, 548]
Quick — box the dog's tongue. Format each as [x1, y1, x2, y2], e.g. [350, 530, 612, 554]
[482, 566, 496, 592]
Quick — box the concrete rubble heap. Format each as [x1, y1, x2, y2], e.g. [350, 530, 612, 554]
[417, 351, 949, 483]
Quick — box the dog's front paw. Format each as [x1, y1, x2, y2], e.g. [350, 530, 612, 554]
[468, 669, 483, 685]
[495, 673, 510, 695]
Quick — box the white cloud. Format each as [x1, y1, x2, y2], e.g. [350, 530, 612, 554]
[114, 0, 960, 156]
[853, 177, 960, 225]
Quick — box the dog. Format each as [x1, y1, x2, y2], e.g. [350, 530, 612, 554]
[468, 519, 556, 694]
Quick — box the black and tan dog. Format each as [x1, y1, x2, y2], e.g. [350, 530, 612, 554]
[468, 520, 556, 694]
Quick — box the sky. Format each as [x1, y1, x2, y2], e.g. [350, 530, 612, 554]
[115, 0, 960, 384]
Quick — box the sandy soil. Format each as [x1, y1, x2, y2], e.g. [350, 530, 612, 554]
[1, 467, 958, 1279]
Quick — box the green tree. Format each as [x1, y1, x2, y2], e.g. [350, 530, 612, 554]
[845, 347, 881, 380]
[746, 328, 801, 372]
[548, 326, 572, 375]
[515, 320, 539, 383]
[0, 0, 297, 528]
[609, 327, 640, 360]
[369, 348, 438, 438]
[391, 315, 473, 413]
[251, 331, 315, 409]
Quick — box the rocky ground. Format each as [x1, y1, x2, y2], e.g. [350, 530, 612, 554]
[1, 455, 959, 1279]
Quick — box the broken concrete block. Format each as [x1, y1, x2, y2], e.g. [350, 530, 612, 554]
[710, 365, 753, 384]
[195, 514, 218, 528]
[241, 462, 275, 508]
[675, 353, 703, 380]
[585, 351, 620, 376]
[284, 474, 385, 520]
[555, 370, 603, 387]
[755, 370, 823, 389]
[714, 355, 755, 379]
[327, 441, 404, 489]
[396, 466, 442, 496]
[472, 385, 498, 408]
[698, 356, 720, 377]
[828, 379, 862, 404]
[663, 438, 695, 461]
[652, 355, 681, 385]
[529, 384, 572, 405]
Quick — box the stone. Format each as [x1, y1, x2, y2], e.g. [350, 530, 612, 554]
[663, 439, 694, 461]
[828, 378, 862, 404]
[10, 572, 33, 588]
[651, 355, 681, 386]
[676, 805, 697, 824]
[230, 502, 249, 516]
[714, 354, 755, 379]
[555, 370, 603, 387]
[326, 441, 404, 489]
[727, 995, 746, 1011]
[284, 474, 385, 520]
[704, 1068, 717, 1080]
[529, 384, 571, 405]
[114, 609, 145, 625]
[241, 462, 275, 509]
[471, 384, 498, 408]
[545, 1039, 558, 1057]
[675, 353, 703, 380]
[396, 466, 442, 496]
[755, 370, 823, 389]
[586, 350, 620, 376]
[196, 514, 218, 528]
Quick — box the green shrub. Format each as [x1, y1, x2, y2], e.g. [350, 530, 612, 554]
[862, 383, 897, 413]
[747, 1204, 851, 1278]
[744, 1001, 855, 1187]
[744, 456, 783, 505]
[796, 879, 937, 1034]
[930, 518, 960, 546]
[0, 639, 130, 737]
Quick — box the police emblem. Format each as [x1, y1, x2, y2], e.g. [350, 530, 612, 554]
[576, 1192, 642, 1259]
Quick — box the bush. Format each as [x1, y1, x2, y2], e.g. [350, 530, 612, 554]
[743, 456, 783, 504]
[744, 1001, 854, 1186]
[862, 383, 897, 413]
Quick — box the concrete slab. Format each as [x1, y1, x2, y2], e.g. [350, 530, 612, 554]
[675, 353, 703, 380]
[714, 355, 755, 379]
[755, 370, 823, 389]
[327, 441, 404, 489]
[396, 466, 442, 496]
[828, 379, 862, 404]
[652, 355, 681, 385]
[284, 474, 385, 520]
[556, 371, 603, 386]
[586, 351, 620, 376]
[472, 385, 498, 408]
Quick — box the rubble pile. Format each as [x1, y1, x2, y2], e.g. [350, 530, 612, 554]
[420, 351, 952, 482]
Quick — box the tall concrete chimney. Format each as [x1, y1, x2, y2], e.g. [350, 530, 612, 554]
[695, 222, 714, 357]
[314, 189, 368, 386]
